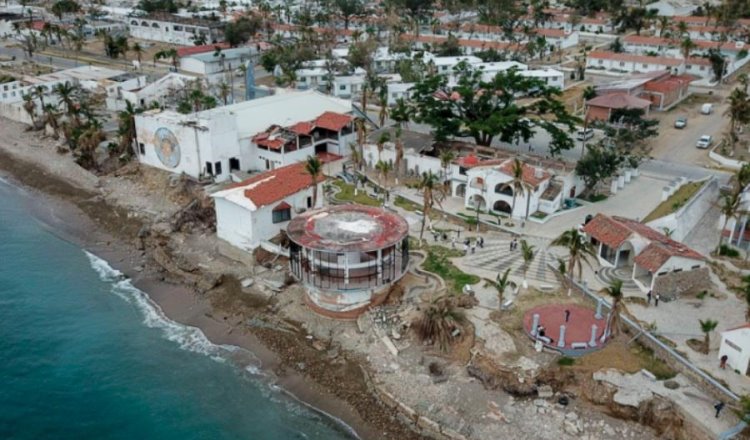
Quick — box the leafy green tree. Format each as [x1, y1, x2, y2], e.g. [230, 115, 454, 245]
[436, 33, 461, 56]
[707, 48, 727, 82]
[575, 144, 623, 193]
[224, 16, 261, 47]
[409, 61, 578, 154]
[725, 86, 750, 148]
[609, 37, 623, 53]
[137, 0, 178, 13]
[154, 48, 179, 70]
[50, 0, 80, 20]
[331, 0, 364, 30]
[604, 108, 659, 153]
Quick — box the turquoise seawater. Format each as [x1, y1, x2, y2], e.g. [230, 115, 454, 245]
[0, 179, 355, 440]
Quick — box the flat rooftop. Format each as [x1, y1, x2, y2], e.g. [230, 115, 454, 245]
[287, 205, 409, 253]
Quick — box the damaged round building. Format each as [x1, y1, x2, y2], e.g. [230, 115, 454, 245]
[286, 205, 409, 319]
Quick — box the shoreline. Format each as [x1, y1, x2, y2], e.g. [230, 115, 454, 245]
[0, 143, 417, 440]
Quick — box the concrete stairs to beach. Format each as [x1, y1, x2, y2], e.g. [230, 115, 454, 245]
[460, 238, 561, 288]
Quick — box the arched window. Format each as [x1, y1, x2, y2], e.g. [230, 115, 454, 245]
[151, 23, 160, 28]
[130, 20, 138, 26]
[495, 183, 513, 196]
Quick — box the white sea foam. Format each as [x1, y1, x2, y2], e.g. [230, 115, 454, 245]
[84, 251, 249, 359]
[84, 250, 361, 439]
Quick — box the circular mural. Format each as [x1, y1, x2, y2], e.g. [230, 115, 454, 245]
[154, 127, 181, 168]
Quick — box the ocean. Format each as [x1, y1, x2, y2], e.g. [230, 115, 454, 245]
[0, 178, 355, 440]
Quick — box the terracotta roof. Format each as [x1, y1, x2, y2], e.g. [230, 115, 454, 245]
[535, 28, 569, 38]
[235, 162, 324, 209]
[288, 121, 315, 135]
[583, 214, 704, 270]
[314, 111, 352, 131]
[588, 51, 684, 66]
[723, 323, 750, 333]
[272, 201, 291, 211]
[496, 160, 551, 187]
[623, 35, 674, 46]
[643, 75, 694, 93]
[686, 56, 712, 66]
[456, 154, 480, 166]
[251, 132, 286, 150]
[586, 93, 651, 109]
[176, 43, 230, 58]
[582, 214, 634, 248]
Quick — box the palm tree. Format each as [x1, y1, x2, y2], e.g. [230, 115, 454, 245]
[417, 170, 440, 243]
[509, 158, 531, 219]
[375, 160, 392, 186]
[551, 228, 596, 282]
[520, 240, 535, 288]
[413, 296, 466, 352]
[53, 81, 78, 119]
[657, 16, 671, 37]
[603, 279, 625, 338]
[348, 142, 362, 172]
[393, 127, 404, 180]
[376, 132, 390, 162]
[718, 192, 740, 251]
[131, 42, 143, 64]
[699, 319, 719, 354]
[43, 103, 61, 138]
[724, 86, 750, 149]
[377, 86, 389, 128]
[217, 81, 231, 106]
[391, 98, 411, 129]
[439, 149, 455, 182]
[22, 93, 36, 126]
[354, 117, 369, 167]
[305, 155, 323, 208]
[117, 101, 140, 158]
[680, 37, 696, 60]
[33, 85, 46, 110]
[154, 48, 179, 70]
[484, 268, 511, 307]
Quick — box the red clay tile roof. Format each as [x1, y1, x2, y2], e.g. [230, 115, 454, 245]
[237, 162, 324, 208]
[272, 201, 291, 211]
[176, 42, 230, 58]
[288, 121, 315, 135]
[586, 93, 652, 109]
[583, 214, 704, 270]
[582, 214, 634, 248]
[314, 111, 352, 131]
[643, 75, 694, 93]
[251, 132, 286, 150]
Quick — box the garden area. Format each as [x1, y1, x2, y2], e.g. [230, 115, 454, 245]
[330, 180, 381, 206]
[642, 181, 704, 222]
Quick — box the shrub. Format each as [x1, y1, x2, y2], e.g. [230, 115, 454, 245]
[557, 356, 575, 366]
[719, 244, 740, 258]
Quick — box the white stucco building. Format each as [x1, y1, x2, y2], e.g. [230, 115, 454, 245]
[718, 324, 750, 375]
[179, 47, 255, 83]
[127, 13, 224, 45]
[134, 90, 354, 182]
[211, 161, 324, 251]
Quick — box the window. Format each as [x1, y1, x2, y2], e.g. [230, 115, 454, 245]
[229, 157, 240, 171]
[673, 268, 682, 273]
[598, 60, 603, 65]
[642, 64, 648, 68]
[214, 161, 222, 175]
[272, 205, 291, 223]
[339, 85, 346, 90]
[205, 162, 213, 175]
[139, 142, 145, 155]
[619, 62, 625, 67]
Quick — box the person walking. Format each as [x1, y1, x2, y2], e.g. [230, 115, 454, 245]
[471, 242, 476, 254]
[564, 309, 571, 322]
[655, 293, 660, 307]
[463, 242, 469, 255]
[451, 237, 456, 249]
[478, 237, 484, 248]
[647, 290, 652, 305]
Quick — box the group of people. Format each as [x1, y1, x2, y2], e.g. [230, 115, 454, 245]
[461, 237, 484, 255]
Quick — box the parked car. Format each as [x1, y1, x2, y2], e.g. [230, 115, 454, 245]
[701, 103, 713, 115]
[576, 128, 594, 141]
[674, 116, 687, 129]
[696, 135, 713, 149]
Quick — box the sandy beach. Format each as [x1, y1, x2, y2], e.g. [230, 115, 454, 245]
[0, 120, 425, 440]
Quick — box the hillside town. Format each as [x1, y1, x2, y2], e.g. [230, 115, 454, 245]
[3, 0, 750, 438]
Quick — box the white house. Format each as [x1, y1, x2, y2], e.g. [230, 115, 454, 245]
[718, 324, 750, 375]
[646, 0, 699, 17]
[520, 68, 565, 89]
[587, 51, 685, 75]
[179, 47, 255, 83]
[211, 161, 324, 251]
[134, 90, 354, 182]
[127, 13, 224, 45]
[582, 213, 707, 295]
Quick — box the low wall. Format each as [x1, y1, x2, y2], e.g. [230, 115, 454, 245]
[646, 177, 717, 242]
[709, 145, 746, 170]
[653, 267, 711, 300]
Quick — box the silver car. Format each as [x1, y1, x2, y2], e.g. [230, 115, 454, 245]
[696, 135, 712, 149]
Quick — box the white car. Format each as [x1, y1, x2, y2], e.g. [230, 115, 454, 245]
[696, 135, 712, 149]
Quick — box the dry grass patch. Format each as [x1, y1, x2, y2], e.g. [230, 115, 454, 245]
[572, 337, 676, 380]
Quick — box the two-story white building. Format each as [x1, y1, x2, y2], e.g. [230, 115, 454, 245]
[179, 47, 256, 83]
[211, 161, 325, 251]
[134, 90, 354, 182]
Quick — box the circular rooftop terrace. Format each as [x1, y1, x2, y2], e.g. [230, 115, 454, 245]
[286, 204, 409, 253]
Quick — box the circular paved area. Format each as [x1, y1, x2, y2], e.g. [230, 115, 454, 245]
[523, 304, 608, 354]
